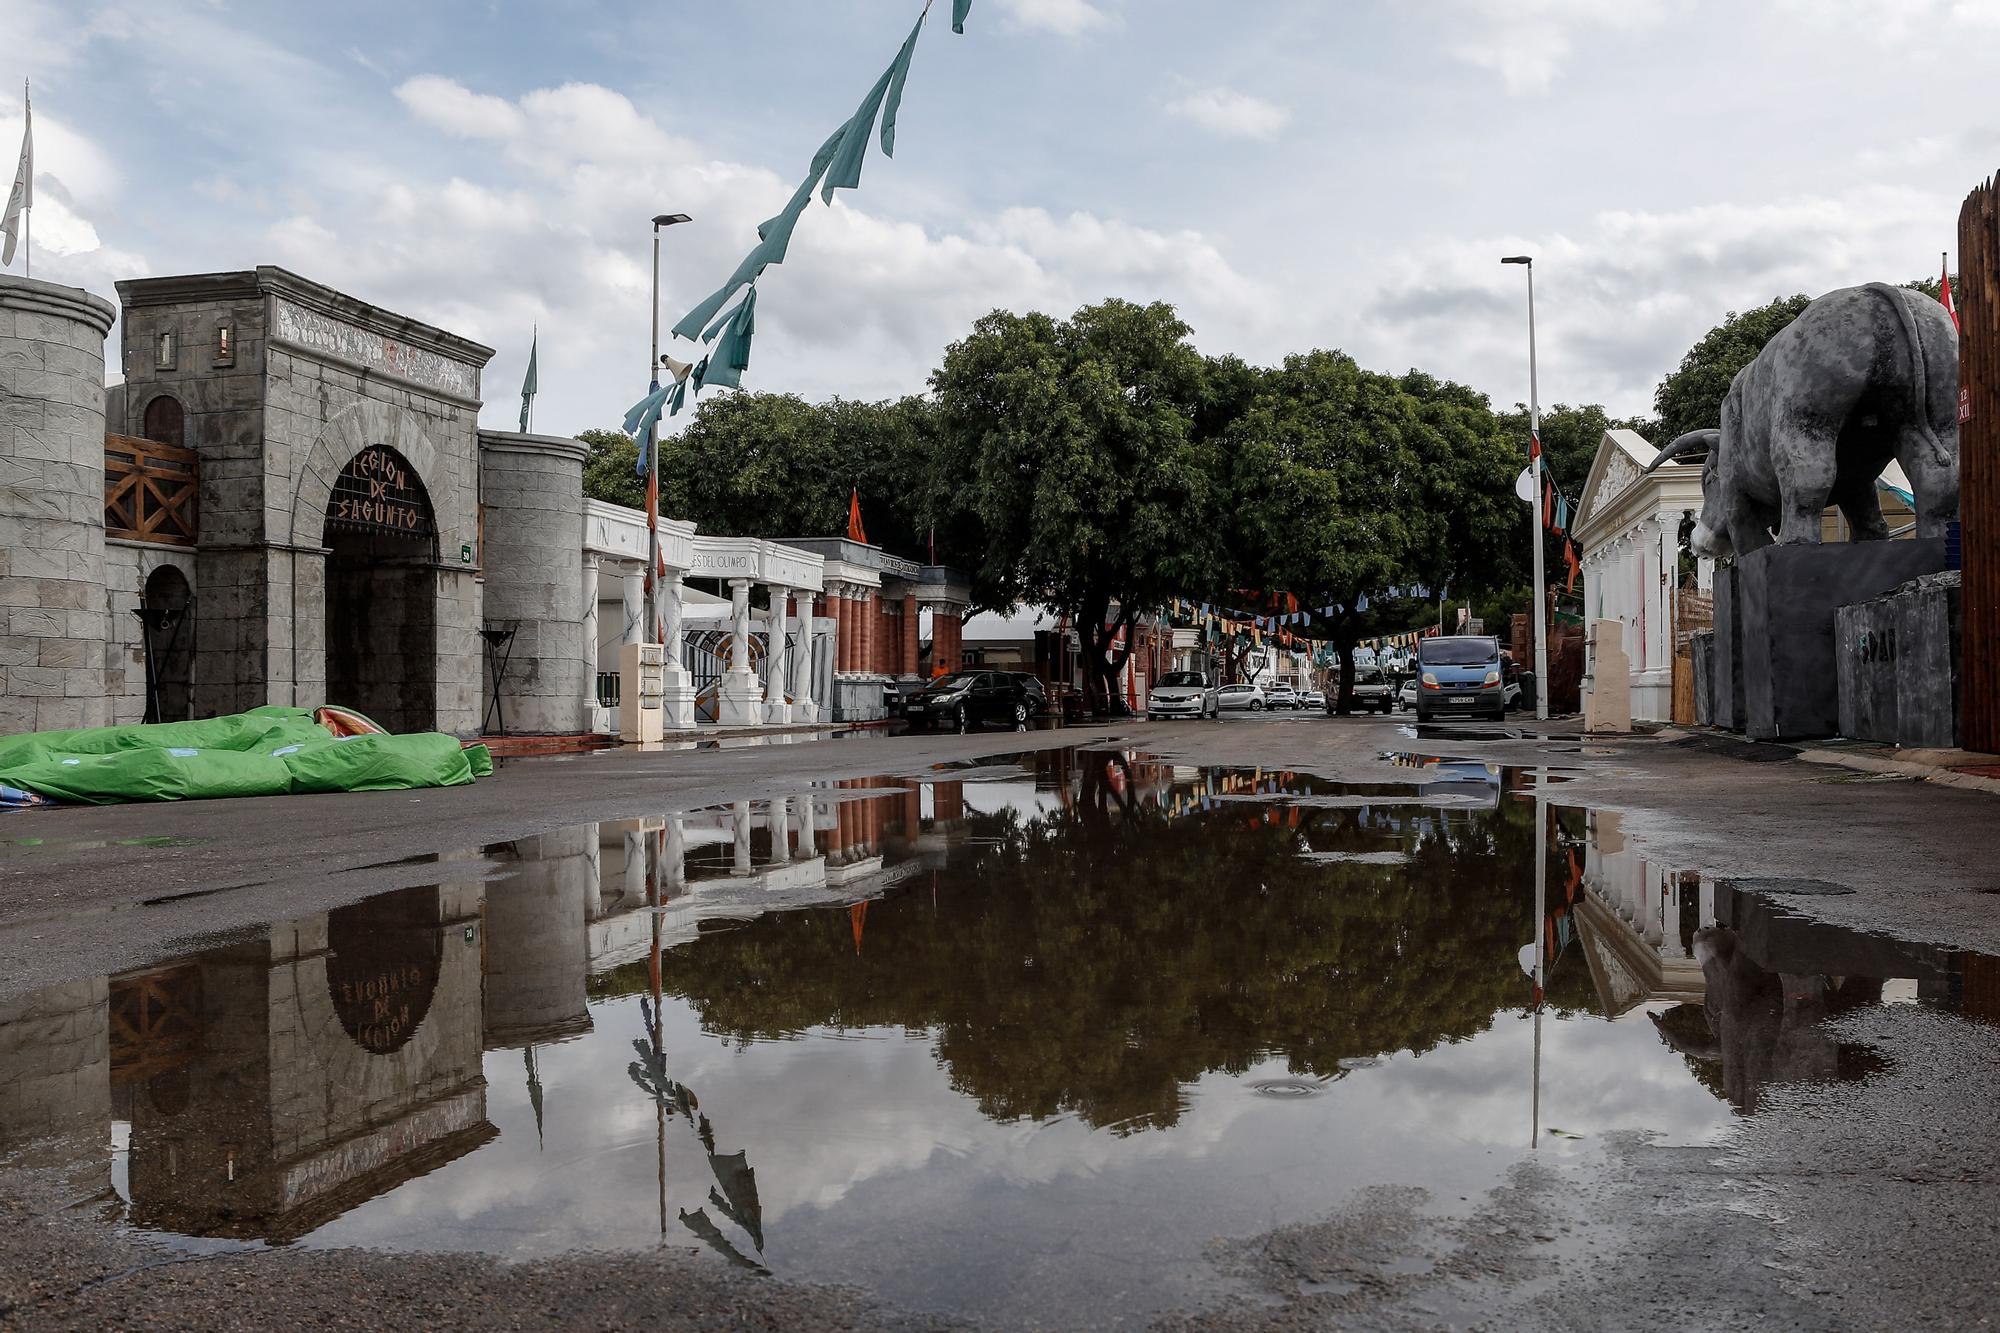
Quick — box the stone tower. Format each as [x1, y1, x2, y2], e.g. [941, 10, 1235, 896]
[0, 276, 116, 734]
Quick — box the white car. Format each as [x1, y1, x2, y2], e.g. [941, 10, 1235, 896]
[1216, 683, 1266, 712]
[1147, 670, 1219, 720]
[1398, 678, 1419, 711]
[1300, 689, 1327, 709]
[1264, 684, 1301, 710]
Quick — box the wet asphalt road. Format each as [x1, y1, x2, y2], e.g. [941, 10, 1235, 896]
[4, 711, 2000, 1329]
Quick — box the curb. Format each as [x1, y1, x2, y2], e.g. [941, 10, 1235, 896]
[1796, 747, 2000, 797]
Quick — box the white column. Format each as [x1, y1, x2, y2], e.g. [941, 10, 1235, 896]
[770, 796, 792, 862]
[797, 791, 818, 856]
[718, 577, 763, 725]
[795, 592, 819, 723]
[731, 800, 753, 874]
[622, 568, 644, 647]
[765, 585, 793, 725]
[660, 566, 695, 729]
[622, 828, 645, 911]
[581, 553, 601, 733]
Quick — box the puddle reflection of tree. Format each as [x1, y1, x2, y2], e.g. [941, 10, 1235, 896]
[659, 756, 1598, 1136]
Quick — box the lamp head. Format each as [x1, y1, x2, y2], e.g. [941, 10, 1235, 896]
[1500, 255, 1532, 265]
[653, 213, 692, 228]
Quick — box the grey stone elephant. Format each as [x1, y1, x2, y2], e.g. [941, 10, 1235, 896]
[1644, 282, 1959, 557]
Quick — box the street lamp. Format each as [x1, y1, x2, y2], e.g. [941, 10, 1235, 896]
[1501, 255, 1550, 722]
[645, 213, 693, 649]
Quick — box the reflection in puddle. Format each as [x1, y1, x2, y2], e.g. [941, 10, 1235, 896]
[1, 750, 1993, 1326]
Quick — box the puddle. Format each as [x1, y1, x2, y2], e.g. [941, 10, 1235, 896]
[1, 750, 1993, 1327]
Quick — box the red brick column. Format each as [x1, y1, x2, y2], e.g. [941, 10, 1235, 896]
[901, 595, 918, 676]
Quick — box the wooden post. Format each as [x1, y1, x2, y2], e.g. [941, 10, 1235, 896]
[1960, 177, 2000, 751]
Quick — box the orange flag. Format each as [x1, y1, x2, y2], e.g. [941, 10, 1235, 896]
[847, 489, 868, 544]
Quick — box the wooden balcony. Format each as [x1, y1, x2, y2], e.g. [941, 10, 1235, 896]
[105, 433, 198, 546]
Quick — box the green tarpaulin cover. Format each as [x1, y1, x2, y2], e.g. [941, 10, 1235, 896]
[0, 707, 493, 805]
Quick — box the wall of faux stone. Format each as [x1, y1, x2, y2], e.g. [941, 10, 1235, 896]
[115, 269, 491, 734]
[477, 431, 589, 734]
[0, 276, 116, 734]
[0, 977, 110, 1178]
[103, 540, 198, 724]
[483, 826, 595, 1047]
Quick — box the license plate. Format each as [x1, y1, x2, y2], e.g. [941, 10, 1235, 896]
[1450, 695, 1475, 704]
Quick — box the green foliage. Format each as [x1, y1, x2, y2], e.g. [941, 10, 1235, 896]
[1216, 353, 1518, 703]
[1651, 295, 1811, 443]
[580, 394, 940, 554]
[930, 299, 1224, 703]
[579, 428, 646, 511]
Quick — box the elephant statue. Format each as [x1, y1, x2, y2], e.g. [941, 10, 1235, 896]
[1644, 282, 1959, 557]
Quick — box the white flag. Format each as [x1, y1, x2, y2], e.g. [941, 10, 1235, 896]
[2, 85, 30, 268]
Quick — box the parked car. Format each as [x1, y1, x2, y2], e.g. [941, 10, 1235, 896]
[1338, 667, 1395, 715]
[1414, 635, 1506, 722]
[903, 670, 1044, 731]
[1146, 670, 1219, 720]
[1264, 683, 1301, 710]
[1217, 683, 1266, 712]
[1299, 689, 1327, 709]
[1397, 678, 1418, 711]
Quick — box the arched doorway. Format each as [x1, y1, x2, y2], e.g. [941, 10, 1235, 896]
[321, 446, 438, 733]
[142, 394, 185, 448]
[139, 566, 194, 723]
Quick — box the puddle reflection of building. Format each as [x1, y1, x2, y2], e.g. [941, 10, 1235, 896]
[585, 781, 969, 972]
[1573, 810, 2000, 1115]
[0, 977, 113, 1199]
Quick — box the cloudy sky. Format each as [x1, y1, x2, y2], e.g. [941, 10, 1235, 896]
[2, 0, 1990, 437]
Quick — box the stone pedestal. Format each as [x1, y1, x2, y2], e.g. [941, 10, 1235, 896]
[1584, 618, 1633, 733]
[0, 277, 116, 734]
[1738, 540, 1950, 740]
[1712, 566, 1746, 732]
[1836, 571, 1962, 748]
[1691, 630, 1715, 727]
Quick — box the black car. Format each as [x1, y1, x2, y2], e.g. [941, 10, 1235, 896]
[904, 670, 1045, 731]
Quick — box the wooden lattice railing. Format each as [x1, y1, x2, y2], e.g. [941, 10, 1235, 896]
[105, 433, 198, 546]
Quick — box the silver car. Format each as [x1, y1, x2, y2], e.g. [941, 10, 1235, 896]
[1146, 670, 1218, 720]
[1216, 683, 1266, 712]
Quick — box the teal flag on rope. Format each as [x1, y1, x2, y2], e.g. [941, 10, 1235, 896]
[953, 0, 973, 33]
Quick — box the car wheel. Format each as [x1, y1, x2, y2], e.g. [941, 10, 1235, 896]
[1250, 699, 1263, 711]
[1012, 701, 1028, 724]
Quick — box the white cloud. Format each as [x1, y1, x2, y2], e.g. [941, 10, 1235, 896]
[1446, 0, 1671, 96]
[1165, 87, 1291, 141]
[395, 75, 525, 140]
[996, 0, 1113, 37]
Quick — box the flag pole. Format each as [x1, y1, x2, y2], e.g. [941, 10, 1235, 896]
[20, 80, 28, 280]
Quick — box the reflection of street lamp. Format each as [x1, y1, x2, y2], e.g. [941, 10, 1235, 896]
[645, 213, 693, 651]
[1501, 255, 1550, 721]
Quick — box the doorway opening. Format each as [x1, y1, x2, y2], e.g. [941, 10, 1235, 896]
[139, 565, 194, 723]
[321, 446, 438, 734]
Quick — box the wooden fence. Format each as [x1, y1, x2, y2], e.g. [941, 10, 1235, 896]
[104, 434, 198, 546]
[1960, 179, 2000, 752]
[1671, 586, 1713, 725]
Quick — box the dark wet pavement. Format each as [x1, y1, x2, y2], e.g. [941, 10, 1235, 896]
[2, 747, 1995, 1327]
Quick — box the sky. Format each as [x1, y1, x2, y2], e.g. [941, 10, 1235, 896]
[2, 0, 1992, 440]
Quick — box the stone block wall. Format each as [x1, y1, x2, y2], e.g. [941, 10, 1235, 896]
[1836, 572, 1962, 749]
[104, 539, 199, 724]
[0, 977, 110, 1170]
[477, 432, 588, 734]
[483, 826, 596, 1047]
[0, 277, 116, 734]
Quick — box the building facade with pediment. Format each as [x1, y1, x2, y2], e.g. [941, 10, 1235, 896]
[0, 268, 964, 740]
[1572, 429, 1713, 724]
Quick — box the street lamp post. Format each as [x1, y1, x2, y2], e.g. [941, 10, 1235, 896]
[1502, 255, 1550, 721]
[646, 213, 693, 650]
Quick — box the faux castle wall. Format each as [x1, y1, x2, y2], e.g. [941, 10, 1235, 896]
[0, 276, 117, 734]
[477, 432, 589, 734]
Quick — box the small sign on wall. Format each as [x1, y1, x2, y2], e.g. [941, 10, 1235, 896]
[1961, 386, 1973, 424]
[460, 543, 474, 564]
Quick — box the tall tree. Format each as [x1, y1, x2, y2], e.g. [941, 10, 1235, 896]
[1222, 354, 1518, 708]
[931, 299, 1222, 712]
[579, 428, 648, 511]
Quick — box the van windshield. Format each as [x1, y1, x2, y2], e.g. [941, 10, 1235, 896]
[1420, 637, 1500, 667]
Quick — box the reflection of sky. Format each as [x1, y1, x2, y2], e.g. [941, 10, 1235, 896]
[956, 779, 1066, 820]
[303, 988, 1728, 1326]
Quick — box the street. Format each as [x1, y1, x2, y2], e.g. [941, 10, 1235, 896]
[4, 717, 1998, 1330]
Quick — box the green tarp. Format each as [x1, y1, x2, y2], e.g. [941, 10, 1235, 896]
[0, 707, 494, 805]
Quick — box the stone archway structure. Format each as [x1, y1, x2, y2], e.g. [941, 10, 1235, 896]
[287, 401, 480, 734]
